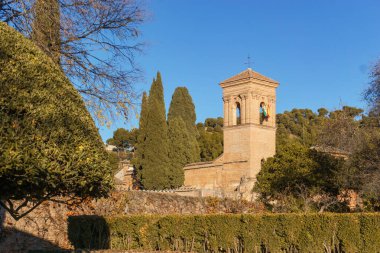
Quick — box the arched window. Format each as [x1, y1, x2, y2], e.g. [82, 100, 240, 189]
[260, 102, 269, 124]
[236, 102, 241, 125]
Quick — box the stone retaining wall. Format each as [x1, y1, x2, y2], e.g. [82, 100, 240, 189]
[0, 191, 262, 252]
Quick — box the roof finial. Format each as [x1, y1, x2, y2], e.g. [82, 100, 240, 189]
[244, 54, 253, 69]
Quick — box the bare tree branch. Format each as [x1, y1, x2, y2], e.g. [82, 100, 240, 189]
[0, 195, 52, 220]
[1, 0, 145, 125]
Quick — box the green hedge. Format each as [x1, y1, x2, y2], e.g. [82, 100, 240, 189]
[68, 213, 380, 252]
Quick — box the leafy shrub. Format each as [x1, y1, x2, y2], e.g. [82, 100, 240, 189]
[0, 22, 113, 220]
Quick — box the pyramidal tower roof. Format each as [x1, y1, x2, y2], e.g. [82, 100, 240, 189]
[220, 68, 278, 85]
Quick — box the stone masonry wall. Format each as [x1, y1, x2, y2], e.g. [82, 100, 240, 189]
[0, 191, 263, 253]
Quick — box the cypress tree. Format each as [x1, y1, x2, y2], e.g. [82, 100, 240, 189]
[168, 117, 192, 188]
[168, 87, 200, 162]
[32, 0, 61, 65]
[139, 92, 149, 132]
[140, 72, 170, 190]
[133, 91, 148, 185]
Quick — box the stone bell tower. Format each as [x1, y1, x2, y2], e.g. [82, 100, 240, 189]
[182, 68, 279, 198]
[220, 68, 279, 187]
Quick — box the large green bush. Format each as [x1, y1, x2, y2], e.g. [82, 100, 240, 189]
[0, 22, 113, 220]
[255, 138, 346, 212]
[69, 213, 380, 252]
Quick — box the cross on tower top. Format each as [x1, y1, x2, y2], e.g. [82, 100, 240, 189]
[244, 55, 253, 69]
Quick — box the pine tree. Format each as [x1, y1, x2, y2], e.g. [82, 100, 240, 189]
[133, 91, 148, 185]
[168, 117, 192, 188]
[32, 0, 61, 65]
[139, 73, 170, 190]
[168, 87, 200, 162]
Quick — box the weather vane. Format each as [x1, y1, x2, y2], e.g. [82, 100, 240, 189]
[244, 55, 253, 69]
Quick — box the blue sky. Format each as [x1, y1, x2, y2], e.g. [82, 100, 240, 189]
[99, 0, 380, 141]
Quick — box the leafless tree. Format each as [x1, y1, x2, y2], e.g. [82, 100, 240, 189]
[317, 106, 363, 153]
[270, 184, 342, 213]
[1, 0, 145, 125]
[364, 60, 380, 116]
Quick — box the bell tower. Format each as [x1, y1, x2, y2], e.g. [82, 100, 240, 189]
[220, 68, 279, 187]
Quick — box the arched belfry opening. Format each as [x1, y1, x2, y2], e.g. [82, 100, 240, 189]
[235, 102, 241, 125]
[259, 101, 269, 124]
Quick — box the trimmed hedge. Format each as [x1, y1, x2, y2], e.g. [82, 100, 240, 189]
[68, 213, 380, 252]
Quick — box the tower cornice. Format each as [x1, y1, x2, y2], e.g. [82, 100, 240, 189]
[219, 68, 279, 88]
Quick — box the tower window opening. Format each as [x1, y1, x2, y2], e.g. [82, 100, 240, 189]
[236, 102, 241, 125]
[260, 102, 269, 124]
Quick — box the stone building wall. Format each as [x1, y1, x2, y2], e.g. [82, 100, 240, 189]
[114, 160, 134, 190]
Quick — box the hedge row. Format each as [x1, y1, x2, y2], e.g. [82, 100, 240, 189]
[68, 213, 380, 252]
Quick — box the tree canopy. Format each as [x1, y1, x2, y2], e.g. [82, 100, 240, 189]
[276, 106, 364, 151]
[254, 138, 345, 212]
[196, 117, 224, 162]
[1, 0, 145, 124]
[257, 105, 380, 212]
[0, 23, 113, 220]
[168, 87, 200, 163]
[276, 108, 323, 147]
[168, 87, 197, 133]
[107, 128, 139, 151]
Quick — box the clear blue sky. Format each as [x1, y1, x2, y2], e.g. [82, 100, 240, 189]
[99, 0, 380, 141]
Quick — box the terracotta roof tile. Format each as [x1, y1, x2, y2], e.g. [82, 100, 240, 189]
[220, 68, 278, 84]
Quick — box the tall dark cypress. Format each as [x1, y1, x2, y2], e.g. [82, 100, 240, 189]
[32, 0, 61, 64]
[133, 91, 148, 185]
[168, 117, 192, 188]
[140, 72, 170, 189]
[168, 87, 200, 163]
